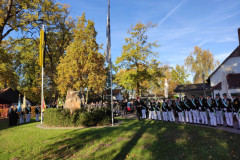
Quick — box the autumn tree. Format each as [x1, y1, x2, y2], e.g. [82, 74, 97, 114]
[185, 46, 219, 83]
[115, 22, 160, 97]
[0, 41, 18, 89]
[56, 13, 106, 103]
[171, 64, 190, 85]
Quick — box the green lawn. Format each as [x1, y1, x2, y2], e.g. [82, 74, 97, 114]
[0, 118, 240, 160]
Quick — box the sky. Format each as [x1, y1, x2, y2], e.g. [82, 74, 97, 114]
[9, 0, 240, 80]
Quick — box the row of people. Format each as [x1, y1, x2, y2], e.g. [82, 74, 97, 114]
[133, 93, 240, 130]
[8, 105, 40, 126]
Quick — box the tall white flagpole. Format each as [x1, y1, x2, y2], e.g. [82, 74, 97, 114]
[106, 0, 113, 126]
[41, 25, 44, 125]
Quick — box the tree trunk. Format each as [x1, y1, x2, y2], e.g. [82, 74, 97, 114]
[85, 88, 89, 104]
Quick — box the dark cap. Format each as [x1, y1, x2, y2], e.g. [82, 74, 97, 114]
[223, 93, 227, 96]
[231, 93, 236, 96]
[191, 95, 195, 97]
[207, 94, 211, 97]
[216, 93, 220, 97]
[184, 96, 187, 98]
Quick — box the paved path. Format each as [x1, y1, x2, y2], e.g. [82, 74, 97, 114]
[123, 113, 240, 135]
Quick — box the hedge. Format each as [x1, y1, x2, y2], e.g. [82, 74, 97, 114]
[43, 108, 111, 127]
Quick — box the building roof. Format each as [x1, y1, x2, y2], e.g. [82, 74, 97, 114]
[227, 73, 240, 89]
[208, 46, 240, 80]
[0, 88, 24, 104]
[174, 83, 211, 92]
[212, 82, 222, 90]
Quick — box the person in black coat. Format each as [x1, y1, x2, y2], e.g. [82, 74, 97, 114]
[183, 96, 193, 123]
[232, 93, 240, 129]
[136, 97, 142, 121]
[222, 93, 233, 127]
[175, 97, 185, 123]
[199, 94, 208, 125]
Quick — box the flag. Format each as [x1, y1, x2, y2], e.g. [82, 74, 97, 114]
[22, 93, 26, 109]
[57, 98, 63, 107]
[42, 96, 46, 112]
[17, 95, 21, 112]
[106, 0, 111, 63]
[39, 28, 45, 67]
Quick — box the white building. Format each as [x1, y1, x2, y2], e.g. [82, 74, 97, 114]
[208, 29, 240, 98]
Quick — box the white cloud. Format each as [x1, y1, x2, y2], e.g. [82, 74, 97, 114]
[158, 0, 186, 26]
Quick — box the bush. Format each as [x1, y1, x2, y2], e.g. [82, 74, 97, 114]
[44, 108, 112, 127]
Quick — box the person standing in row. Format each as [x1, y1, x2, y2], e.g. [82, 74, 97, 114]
[183, 96, 192, 123]
[232, 93, 240, 130]
[35, 105, 40, 122]
[175, 97, 185, 123]
[162, 98, 168, 121]
[191, 95, 200, 124]
[156, 101, 162, 120]
[25, 105, 31, 123]
[199, 94, 208, 125]
[215, 93, 224, 126]
[141, 101, 147, 119]
[136, 97, 142, 121]
[222, 93, 233, 127]
[207, 95, 217, 127]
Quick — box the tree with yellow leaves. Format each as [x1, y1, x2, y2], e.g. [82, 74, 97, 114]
[115, 22, 160, 97]
[56, 13, 106, 103]
[185, 46, 219, 83]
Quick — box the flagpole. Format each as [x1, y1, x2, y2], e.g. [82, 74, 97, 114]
[41, 25, 44, 125]
[110, 60, 114, 126]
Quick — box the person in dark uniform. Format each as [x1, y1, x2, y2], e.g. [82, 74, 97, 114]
[135, 97, 142, 121]
[199, 94, 208, 125]
[232, 93, 240, 129]
[175, 97, 185, 123]
[183, 96, 193, 123]
[8, 106, 14, 126]
[141, 100, 147, 119]
[13, 108, 19, 125]
[222, 93, 233, 127]
[35, 106, 40, 122]
[149, 100, 154, 119]
[156, 100, 162, 121]
[191, 95, 200, 124]
[207, 95, 217, 127]
[121, 99, 127, 118]
[215, 93, 223, 126]
[162, 98, 168, 121]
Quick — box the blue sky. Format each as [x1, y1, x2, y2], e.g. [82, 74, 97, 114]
[9, 0, 240, 80]
[58, 0, 240, 68]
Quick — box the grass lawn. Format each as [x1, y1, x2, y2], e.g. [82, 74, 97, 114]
[0, 118, 240, 160]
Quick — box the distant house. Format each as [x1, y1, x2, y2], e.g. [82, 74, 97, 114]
[175, 28, 240, 98]
[174, 83, 211, 99]
[207, 29, 240, 97]
[104, 89, 123, 101]
[0, 88, 31, 109]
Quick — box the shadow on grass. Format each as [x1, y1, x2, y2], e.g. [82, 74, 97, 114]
[38, 119, 240, 160]
[0, 118, 38, 131]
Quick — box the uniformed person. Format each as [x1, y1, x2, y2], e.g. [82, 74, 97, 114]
[175, 97, 185, 123]
[162, 98, 168, 121]
[25, 105, 31, 123]
[207, 95, 217, 127]
[151, 100, 157, 120]
[215, 93, 224, 126]
[191, 95, 200, 124]
[136, 97, 142, 121]
[222, 93, 233, 127]
[183, 96, 193, 123]
[35, 105, 40, 122]
[232, 93, 240, 129]
[199, 94, 208, 125]
[141, 100, 147, 119]
[156, 100, 162, 121]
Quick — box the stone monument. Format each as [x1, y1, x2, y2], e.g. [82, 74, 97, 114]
[64, 90, 85, 112]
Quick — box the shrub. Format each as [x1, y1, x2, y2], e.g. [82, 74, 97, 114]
[44, 108, 112, 127]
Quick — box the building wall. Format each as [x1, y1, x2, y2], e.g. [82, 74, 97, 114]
[210, 57, 240, 97]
